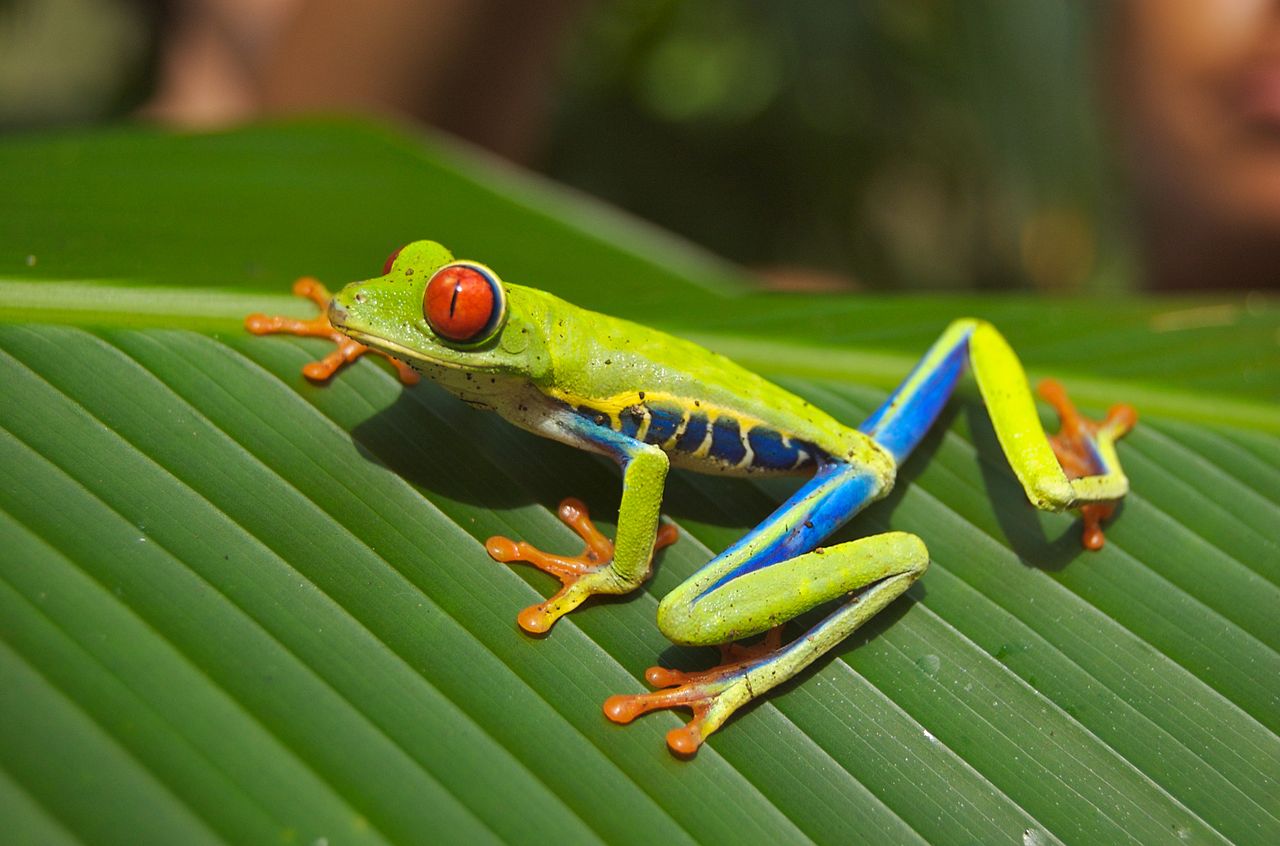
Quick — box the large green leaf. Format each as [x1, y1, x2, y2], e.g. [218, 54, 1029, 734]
[1, 121, 1276, 846]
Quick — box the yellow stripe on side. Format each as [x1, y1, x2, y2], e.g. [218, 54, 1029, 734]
[634, 407, 652, 442]
[544, 388, 776, 437]
[662, 411, 690, 451]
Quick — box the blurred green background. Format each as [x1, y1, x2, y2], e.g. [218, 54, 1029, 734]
[0, 0, 1120, 293]
[551, 1, 1115, 293]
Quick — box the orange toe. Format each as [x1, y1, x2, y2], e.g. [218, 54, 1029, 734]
[487, 498, 678, 633]
[1037, 379, 1136, 550]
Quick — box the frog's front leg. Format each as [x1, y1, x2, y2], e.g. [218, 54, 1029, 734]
[245, 277, 420, 385]
[486, 425, 676, 633]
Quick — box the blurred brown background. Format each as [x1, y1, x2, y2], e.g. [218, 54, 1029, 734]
[3, 0, 1279, 293]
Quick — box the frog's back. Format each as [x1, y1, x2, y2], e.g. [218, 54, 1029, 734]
[524, 288, 874, 476]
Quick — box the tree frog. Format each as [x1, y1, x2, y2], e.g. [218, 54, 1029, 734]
[246, 240, 1136, 756]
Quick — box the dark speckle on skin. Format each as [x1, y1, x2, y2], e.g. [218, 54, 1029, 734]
[638, 391, 645, 400]
[405, 268, 414, 276]
[605, 359, 612, 366]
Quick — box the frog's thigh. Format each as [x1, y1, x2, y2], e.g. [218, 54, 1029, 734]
[658, 531, 928, 647]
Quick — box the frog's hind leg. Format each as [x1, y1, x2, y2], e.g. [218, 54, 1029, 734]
[606, 528, 928, 756]
[606, 460, 924, 755]
[859, 318, 1137, 548]
[245, 277, 419, 384]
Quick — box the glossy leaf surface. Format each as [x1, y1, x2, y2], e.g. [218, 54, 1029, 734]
[1, 122, 1276, 846]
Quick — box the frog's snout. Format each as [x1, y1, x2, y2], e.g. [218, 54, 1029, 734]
[327, 297, 349, 329]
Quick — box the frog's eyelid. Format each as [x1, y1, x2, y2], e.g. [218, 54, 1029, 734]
[382, 244, 406, 275]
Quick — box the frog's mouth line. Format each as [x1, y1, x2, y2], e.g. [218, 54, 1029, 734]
[339, 326, 473, 373]
[330, 295, 507, 374]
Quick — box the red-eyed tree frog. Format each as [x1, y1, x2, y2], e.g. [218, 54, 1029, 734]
[246, 240, 1136, 756]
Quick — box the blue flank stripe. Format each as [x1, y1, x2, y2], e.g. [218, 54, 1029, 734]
[618, 406, 644, 438]
[675, 412, 709, 452]
[710, 417, 746, 465]
[558, 407, 645, 461]
[644, 404, 681, 445]
[747, 427, 799, 470]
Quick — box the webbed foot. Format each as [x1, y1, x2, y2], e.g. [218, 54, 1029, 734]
[603, 627, 785, 756]
[1038, 379, 1137, 550]
[245, 277, 419, 385]
[486, 498, 678, 633]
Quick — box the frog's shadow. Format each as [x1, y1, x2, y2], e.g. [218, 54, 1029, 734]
[350, 381, 586, 509]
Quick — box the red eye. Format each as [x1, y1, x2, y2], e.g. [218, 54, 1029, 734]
[382, 245, 405, 275]
[423, 261, 507, 344]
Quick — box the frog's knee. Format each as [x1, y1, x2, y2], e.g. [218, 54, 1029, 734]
[655, 591, 692, 642]
[656, 591, 716, 646]
[906, 535, 930, 577]
[1026, 476, 1076, 511]
[947, 317, 988, 334]
[883, 531, 929, 579]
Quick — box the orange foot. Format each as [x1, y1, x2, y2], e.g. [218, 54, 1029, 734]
[604, 627, 785, 756]
[1038, 379, 1137, 550]
[245, 277, 419, 385]
[486, 498, 678, 633]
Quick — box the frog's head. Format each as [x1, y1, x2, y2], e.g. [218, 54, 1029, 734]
[328, 240, 550, 382]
